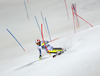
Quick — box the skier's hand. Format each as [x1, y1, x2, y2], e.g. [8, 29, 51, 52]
[39, 55, 42, 60]
[47, 41, 49, 43]
[45, 41, 49, 44]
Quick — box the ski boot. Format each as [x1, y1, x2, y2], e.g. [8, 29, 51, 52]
[39, 55, 42, 60]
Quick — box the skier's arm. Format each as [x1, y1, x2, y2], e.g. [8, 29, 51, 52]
[45, 41, 49, 44]
[41, 41, 49, 46]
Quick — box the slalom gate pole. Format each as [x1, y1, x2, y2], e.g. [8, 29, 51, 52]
[75, 3, 80, 28]
[49, 38, 59, 42]
[41, 24, 51, 56]
[40, 12, 47, 32]
[74, 13, 93, 27]
[71, 5, 76, 33]
[24, 0, 29, 20]
[72, 3, 79, 28]
[45, 18, 51, 41]
[35, 16, 41, 34]
[6, 29, 25, 51]
[64, 0, 69, 20]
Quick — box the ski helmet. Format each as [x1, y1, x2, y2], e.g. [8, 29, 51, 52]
[35, 39, 40, 43]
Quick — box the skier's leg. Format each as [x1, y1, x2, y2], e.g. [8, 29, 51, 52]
[48, 48, 63, 53]
[47, 48, 65, 54]
[53, 48, 63, 53]
[48, 50, 57, 53]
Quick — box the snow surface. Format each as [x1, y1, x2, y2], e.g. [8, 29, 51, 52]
[0, 0, 100, 76]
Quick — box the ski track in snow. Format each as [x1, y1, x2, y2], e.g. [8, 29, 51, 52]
[15, 56, 50, 71]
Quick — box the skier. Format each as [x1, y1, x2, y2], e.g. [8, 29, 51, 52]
[35, 39, 65, 59]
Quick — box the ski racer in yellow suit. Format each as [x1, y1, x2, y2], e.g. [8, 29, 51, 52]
[35, 39, 63, 59]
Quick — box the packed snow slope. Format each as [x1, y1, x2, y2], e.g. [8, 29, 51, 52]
[0, 0, 100, 76]
[2, 25, 100, 76]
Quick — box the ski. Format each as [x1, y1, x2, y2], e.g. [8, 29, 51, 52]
[52, 49, 66, 58]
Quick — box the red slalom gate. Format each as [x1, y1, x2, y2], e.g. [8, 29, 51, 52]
[74, 13, 93, 27]
[41, 24, 51, 56]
